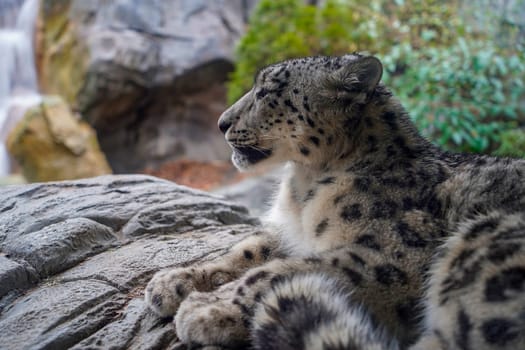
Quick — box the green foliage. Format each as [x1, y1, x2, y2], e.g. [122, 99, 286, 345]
[382, 40, 525, 153]
[227, 0, 378, 104]
[228, 0, 525, 155]
[495, 129, 525, 158]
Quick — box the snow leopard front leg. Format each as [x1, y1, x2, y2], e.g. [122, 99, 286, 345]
[145, 231, 281, 318]
[174, 245, 423, 348]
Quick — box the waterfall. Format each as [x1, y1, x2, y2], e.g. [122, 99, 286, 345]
[0, 0, 40, 176]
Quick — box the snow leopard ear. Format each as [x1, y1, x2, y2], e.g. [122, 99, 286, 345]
[322, 56, 383, 104]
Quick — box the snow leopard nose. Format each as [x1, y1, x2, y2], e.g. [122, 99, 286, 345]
[218, 118, 232, 134]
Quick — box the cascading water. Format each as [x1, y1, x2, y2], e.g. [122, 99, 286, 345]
[0, 0, 40, 176]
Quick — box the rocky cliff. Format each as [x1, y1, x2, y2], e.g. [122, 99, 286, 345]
[0, 175, 260, 349]
[37, 0, 258, 173]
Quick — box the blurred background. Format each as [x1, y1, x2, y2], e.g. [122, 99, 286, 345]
[0, 0, 524, 191]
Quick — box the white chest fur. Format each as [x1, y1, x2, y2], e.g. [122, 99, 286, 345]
[264, 163, 349, 256]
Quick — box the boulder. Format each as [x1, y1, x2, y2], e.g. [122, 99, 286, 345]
[0, 174, 260, 349]
[6, 96, 112, 182]
[37, 0, 259, 173]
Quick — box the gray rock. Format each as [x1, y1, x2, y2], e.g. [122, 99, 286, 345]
[4, 218, 117, 278]
[39, 0, 260, 172]
[214, 168, 283, 217]
[0, 174, 260, 349]
[0, 255, 38, 299]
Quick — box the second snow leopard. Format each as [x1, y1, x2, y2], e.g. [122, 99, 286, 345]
[145, 54, 525, 350]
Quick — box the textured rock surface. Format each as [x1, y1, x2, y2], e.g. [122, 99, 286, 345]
[37, 0, 259, 172]
[0, 174, 260, 349]
[6, 96, 111, 182]
[214, 167, 282, 217]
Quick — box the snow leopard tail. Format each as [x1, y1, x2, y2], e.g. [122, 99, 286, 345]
[251, 273, 399, 350]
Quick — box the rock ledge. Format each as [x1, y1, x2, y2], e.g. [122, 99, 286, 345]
[0, 174, 260, 349]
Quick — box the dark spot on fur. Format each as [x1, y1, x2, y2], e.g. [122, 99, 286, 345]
[482, 318, 519, 345]
[261, 246, 272, 260]
[375, 264, 408, 285]
[333, 194, 345, 205]
[396, 297, 420, 327]
[367, 135, 379, 153]
[303, 102, 311, 112]
[277, 296, 294, 313]
[485, 267, 525, 302]
[382, 111, 398, 130]
[465, 217, 499, 240]
[342, 267, 363, 285]
[232, 298, 252, 316]
[355, 234, 381, 251]
[309, 136, 320, 146]
[304, 189, 316, 202]
[315, 219, 329, 236]
[370, 200, 398, 219]
[300, 146, 310, 156]
[349, 252, 366, 266]
[236, 286, 245, 296]
[246, 271, 269, 286]
[256, 88, 268, 99]
[284, 99, 298, 112]
[304, 257, 323, 264]
[440, 260, 482, 304]
[306, 117, 315, 127]
[152, 294, 162, 307]
[425, 195, 442, 216]
[354, 177, 371, 192]
[402, 197, 416, 210]
[344, 116, 361, 131]
[244, 250, 254, 260]
[386, 145, 396, 156]
[450, 249, 475, 269]
[270, 275, 285, 288]
[396, 222, 428, 248]
[393, 136, 418, 159]
[487, 243, 521, 263]
[496, 227, 525, 241]
[175, 284, 185, 297]
[318, 176, 336, 185]
[287, 119, 294, 125]
[341, 203, 362, 221]
[331, 258, 339, 266]
[456, 309, 473, 350]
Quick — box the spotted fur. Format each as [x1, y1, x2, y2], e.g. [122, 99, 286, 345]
[145, 54, 525, 349]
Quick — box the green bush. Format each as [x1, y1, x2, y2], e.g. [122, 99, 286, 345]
[495, 129, 525, 158]
[227, 0, 380, 104]
[382, 40, 525, 153]
[228, 0, 525, 156]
